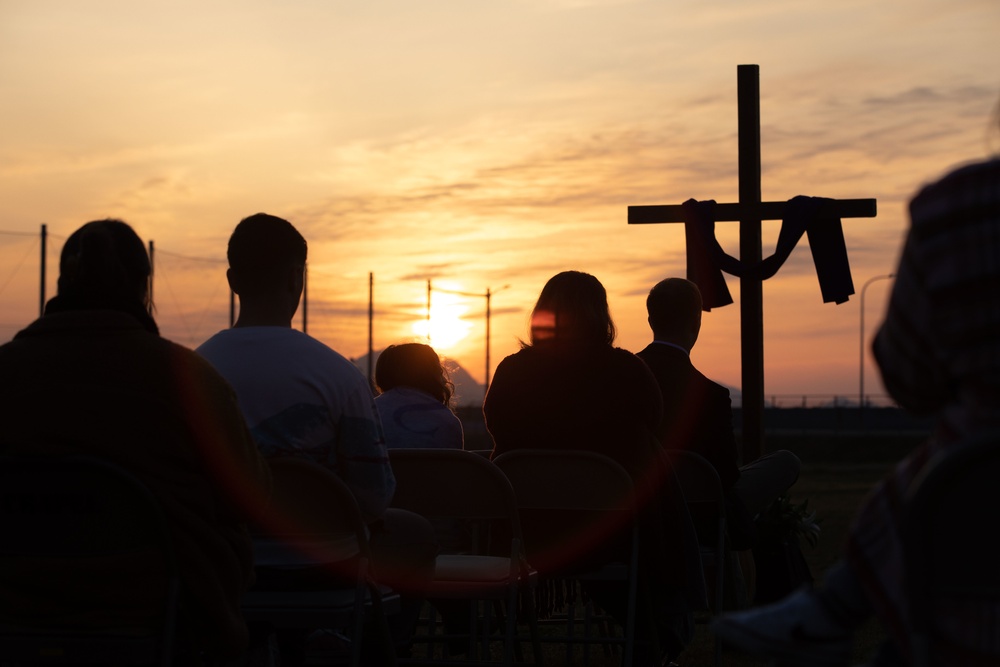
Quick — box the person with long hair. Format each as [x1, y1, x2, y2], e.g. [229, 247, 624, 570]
[375, 342, 463, 450]
[0, 219, 272, 662]
[484, 270, 706, 666]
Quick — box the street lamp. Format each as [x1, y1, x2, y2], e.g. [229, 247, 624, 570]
[859, 273, 895, 411]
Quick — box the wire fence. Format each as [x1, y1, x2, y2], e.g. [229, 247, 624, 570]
[0, 226, 492, 379]
[760, 394, 898, 409]
[1, 225, 902, 407]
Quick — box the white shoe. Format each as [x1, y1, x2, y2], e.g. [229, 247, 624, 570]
[710, 587, 852, 667]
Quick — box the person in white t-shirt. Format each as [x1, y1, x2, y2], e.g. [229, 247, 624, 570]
[197, 213, 435, 664]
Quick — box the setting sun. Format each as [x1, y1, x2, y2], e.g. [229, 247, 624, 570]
[0, 1, 994, 401]
[411, 290, 475, 351]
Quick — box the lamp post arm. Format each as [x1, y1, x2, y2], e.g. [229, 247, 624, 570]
[859, 273, 895, 411]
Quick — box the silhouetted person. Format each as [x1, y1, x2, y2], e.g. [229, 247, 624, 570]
[196, 213, 435, 662]
[484, 270, 707, 665]
[638, 277, 800, 551]
[375, 342, 472, 645]
[375, 343, 464, 450]
[0, 219, 272, 662]
[198, 213, 394, 520]
[712, 153, 1000, 665]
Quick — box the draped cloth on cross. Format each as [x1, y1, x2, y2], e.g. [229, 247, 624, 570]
[682, 196, 856, 310]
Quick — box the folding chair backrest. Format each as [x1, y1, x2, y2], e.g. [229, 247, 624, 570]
[0, 455, 179, 665]
[388, 448, 541, 666]
[492, 449, 636, 576]
[493, 449, 641, 667]
[492, 449, 634, 510]
[665, 450, 725, 508]
[902, 431, 1000, 666]
[253, 457, 366, 568]
[0, 455, 176, 558]
[389, 448, 522, 526]
[244, 458, 401, 667]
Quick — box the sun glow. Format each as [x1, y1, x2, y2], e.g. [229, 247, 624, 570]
[410, 291, 475, 351]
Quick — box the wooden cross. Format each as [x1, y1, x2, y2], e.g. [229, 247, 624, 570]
[629, 65, 877, 462]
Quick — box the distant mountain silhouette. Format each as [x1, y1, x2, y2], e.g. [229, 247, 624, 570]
[351, 349, 486, 407]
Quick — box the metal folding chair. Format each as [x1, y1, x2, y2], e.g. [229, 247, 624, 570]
[388, 448, 541, 666]
[493, 449, 641, 667]
[0, 455, 180, 666]
[243, 457, 401, 667]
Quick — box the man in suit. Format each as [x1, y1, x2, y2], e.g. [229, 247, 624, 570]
[637, 277, 801, 550]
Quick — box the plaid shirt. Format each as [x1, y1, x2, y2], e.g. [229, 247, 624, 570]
[849, 157, 1000, 664]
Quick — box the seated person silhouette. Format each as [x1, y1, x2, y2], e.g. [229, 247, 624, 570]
[375, 342, 464, 450]
[485, 270, 707, 666]
[0, 219, 272, 663]
[638, 277, 801, 551]
[197, 213, 436, 663]
[712, 153, 1000, 665]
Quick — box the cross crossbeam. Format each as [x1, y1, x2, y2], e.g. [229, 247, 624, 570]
[629, 199, 876, 225]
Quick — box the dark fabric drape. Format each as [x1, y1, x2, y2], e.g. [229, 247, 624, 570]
[682, 196, 855, 310]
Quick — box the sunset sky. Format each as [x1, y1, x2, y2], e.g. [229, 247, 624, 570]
[1, 0, 997, 405]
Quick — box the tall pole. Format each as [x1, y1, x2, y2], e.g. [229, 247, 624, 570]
[39, 224, 47, 316]
[302, 263, 308, 334]
[738, 64, 764, 462]
[485, 287, 492, 398]
[147, 240, 154, 316]
[368, 272, 374, 386]
[859, 273, 895, 413]
[426, 279, 432, 344]
[482, 284, 510, 395]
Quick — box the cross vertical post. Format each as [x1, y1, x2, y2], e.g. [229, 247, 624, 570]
[39, 223, 47, 317]
[738, 64, 765, 462]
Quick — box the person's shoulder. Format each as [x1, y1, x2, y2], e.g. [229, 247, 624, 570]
[163, 336, 236, 384]
[636, 341, 684, 362]
[611, 343, 664, 367]
[937, 157, 1000, 186]
[912, 157, 1000, 208]
[194, 328, 234, 356]
[611, 345, 644, 361]
[610, 346, 660, 379]
[688, 364, 731, 399]
[204, 327, 357, 366]
[377, 386, 436, 404]
[495, 347, 533, 369]
[635, 342, 655, 359]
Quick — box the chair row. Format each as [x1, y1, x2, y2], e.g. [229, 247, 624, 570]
[248, 448, 649, 667]
[0, 447, 729, 667]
